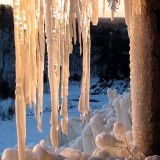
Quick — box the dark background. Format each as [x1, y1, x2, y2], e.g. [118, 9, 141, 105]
[0, 4, 130, 99]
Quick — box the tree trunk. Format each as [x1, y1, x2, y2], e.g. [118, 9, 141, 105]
[130, 0, 160, 156]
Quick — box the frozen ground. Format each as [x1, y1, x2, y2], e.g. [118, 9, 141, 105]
[0, 77, 129, 156]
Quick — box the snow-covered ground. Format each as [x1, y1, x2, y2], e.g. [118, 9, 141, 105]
[0, 77, 129, 156]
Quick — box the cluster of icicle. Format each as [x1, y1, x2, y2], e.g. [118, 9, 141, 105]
[2, 89, 159, 160]
[12, 0, 119, 159]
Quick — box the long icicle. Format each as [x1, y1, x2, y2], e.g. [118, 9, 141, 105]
[37, 0, 45, 132]
[91, 0, 99, 25]
[13, 0, 26, 159]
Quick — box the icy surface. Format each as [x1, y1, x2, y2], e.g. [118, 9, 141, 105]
[0, 78, 110, 156]
[1, 86, 156, 160]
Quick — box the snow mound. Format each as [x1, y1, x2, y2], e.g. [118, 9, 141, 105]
[1, 88, 157, 159]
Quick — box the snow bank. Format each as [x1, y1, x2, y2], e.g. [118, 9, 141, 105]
[1, 88, 157, 159]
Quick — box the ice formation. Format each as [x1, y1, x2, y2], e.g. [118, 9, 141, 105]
[124, 0, 160, 154]
[62, 89, 132, 154]
[7, 0, 159, 159]
[2, 88, 159, 159]
[12, 0, 120, 158]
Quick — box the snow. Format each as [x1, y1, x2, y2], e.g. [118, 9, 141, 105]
[0, 98, 14, 120]
[0, 77, 130, 158]
[0, 98, 80, 156]
[2, 80, 151, 160]
[0, 78, 108, 156]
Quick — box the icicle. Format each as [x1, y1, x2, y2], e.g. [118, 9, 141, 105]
[30, 0, 38, 116]
[127, 0, 132, 37]
[45, 0, 60, 153]
[124, 0, 129, 25]
[124, 0, 132, 36]
[60, 0, 70, 135]
[13, 0, 26, 159]
[78, 0, 92, 122]
[24, 6, 32, 109]
[92, 0, 98, 25]
[111, 9, 114, 21]
[73, 13, 77, 45]
[80, 26, 87, 121]
[86, 29, 91, 114]
[37, 0, 45, 132]
[103, 0, 106, 17]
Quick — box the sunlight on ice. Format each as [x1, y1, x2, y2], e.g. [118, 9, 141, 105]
[3, 0, 154, 159]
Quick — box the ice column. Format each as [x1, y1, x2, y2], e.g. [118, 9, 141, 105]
[37, 0, 45, 133]
[92, 0, 99, 25]
[60, 0, 71, 135]
[111, 9, 114, 21]
[130, 0, 160, 155]
[13, 1, 27, 160]
[78, 0, 92, 122]
[103, 0, 106, 17]
[45, 0, 60, 153]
